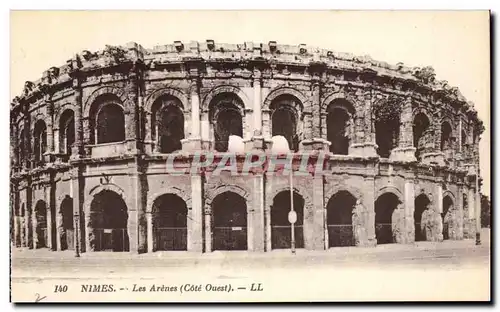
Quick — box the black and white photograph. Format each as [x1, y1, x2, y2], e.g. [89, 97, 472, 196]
[9, 10, 491, 302]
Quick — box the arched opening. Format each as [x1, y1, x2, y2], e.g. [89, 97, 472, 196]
[33, 120, 47, 165]
[327, 102, 352, 155]
[374, 99, 401, 158]
[90, 95, 126, 144]
[96, 104, 125, 144]
[89, 190, 129, 252]
[327, 191, 356, 247]
[211, 191, 247, 251]
[210, 93, 244, 152]
[375, 193, 400, 244]
[215, 109, 243, 152]
[271, 190, 304, 249]
[34, 200, 48, 248]
[60, 196, 74, 250]
[271, 95, 302, 152]
[151, 96, 185, 153]
[442, 196, 453, 240]
[59, 110, 75, 155]
[152, 194, 188, 251]
[441, 122, 453, 161]
[413, 113, 431, 161]
[414, 194, 431, 242]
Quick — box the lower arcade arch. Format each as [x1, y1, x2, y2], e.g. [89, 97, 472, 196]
[89, 190, 129, 252]
[326, 191, 356, 247]
[442, 196, 454, 241]
[414, 194, 431, 242]
[271, 191, 304, 249]
[375, 193, 400, 244]
[211, 192, 248, 251]
[34, 200, 48, 248]
[60, 196, 74, 250]
[152, 194, 188, 251]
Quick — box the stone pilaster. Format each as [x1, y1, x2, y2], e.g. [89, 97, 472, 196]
[243, 69, 272, 152]
[350, 89, 377, 157]
[204, 201, 212, 252]
[362, 177, 377, 246]
[44, 96, 54, 163]
[125, 62, 140, 154]
[127, 159, 146, 253]
[31, 189, 38, 249]
[305, 175, 325, 250]
[454, 184, 464, 240]
[70, 167, 84, 254]
[436, 184, 444, 242]
[264, 172, 273, 251]
[188, 174, 203, 252]
[146, 212, 153, 252]
[23, 101, 32, 169]
[262, 109, 271, 141]
[71, 74, 84, 159]
[390, 97, 417, 162]
[421, 114, 445, 166]
[55, 207, 62, 251]
[301, 80, 329, 151]
[45, 186, 53, 250]
[249, 173, 265, 251]
[467, 186, 476, 239]
[182, 70, 202, 152]
[403, 180, 416, 243]
[200, 109, 211, 150]
[25, 186, 32, 248]
[253, 70, 262, 134]
[11, 121, 19, 169]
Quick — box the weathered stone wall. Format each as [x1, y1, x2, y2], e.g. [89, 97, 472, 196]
[10, 41, 485, 253]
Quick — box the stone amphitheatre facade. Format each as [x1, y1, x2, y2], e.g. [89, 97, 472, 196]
[10, 40, 484, 254]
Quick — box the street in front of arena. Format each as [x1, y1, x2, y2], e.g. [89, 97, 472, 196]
[11, 229, 490, 302]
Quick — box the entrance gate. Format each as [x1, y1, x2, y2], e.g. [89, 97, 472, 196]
[89, 190, 129, 252]
[271, 191, 304, 249]
[212, 192, 247, 251]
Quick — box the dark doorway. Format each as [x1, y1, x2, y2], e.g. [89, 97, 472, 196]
[212, 192, 247, 251]
[96, 103, 125, 144]
[60, 196, 74, 250]
[442, 196, 453, 240]
[152, 104, 185, 154]
[152, 194, 188, 251]
[214, 109, 243, 152]
[327, 191, 356, 247]
[414, 194, 430, 242]
[375, 193, 400, 244]
[209, 93, 244, 153]
[59, 109, 75, 156]
[89, 190, 129, 252]
[327, 107, 350, 155]
[34, 200, 48, 248]
[413, 113, 430, 161]
[33, 120, 47, 165]
[271, 191, 304, 249]
[272, 108, 298, 152]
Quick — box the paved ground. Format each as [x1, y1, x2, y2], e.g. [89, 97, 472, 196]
[10, 229, 491, 302]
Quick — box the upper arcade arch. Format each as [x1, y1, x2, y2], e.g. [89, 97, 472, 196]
[263, 86, 308, 111]
[88, 94, 125, 144]
[151, 95, 185, 153]
[144, 87, 189, 113]
[202, 85, 250, 111]
[83, 86, 128, 118]
[325, 98, 356, 155]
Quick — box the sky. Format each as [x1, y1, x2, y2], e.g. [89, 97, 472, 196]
[9, 10, 491, 195]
